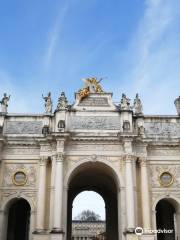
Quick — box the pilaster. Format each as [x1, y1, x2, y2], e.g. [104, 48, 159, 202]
[138, 157, 151, 230]
[51, 139, 66, 240]
[35, 155, 49, 233]
[122, 138, 136, 232]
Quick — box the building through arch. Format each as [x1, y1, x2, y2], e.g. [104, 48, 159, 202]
[72, 191, 106, 239]
[0, 80, 180, 240]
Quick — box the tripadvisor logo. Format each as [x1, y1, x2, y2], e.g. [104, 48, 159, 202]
[135, 227, 144, 236]
[135, 227, 174, 235]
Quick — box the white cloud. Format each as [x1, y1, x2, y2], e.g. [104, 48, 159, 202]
[123, 0, 180, 114]
[43, 2, 69, 70]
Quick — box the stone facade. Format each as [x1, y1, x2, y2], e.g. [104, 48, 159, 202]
[72, 221, 105, 240]
[0, 84, 180, 240]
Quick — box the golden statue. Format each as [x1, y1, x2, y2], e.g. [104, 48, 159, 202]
[78, 77, 104, 100]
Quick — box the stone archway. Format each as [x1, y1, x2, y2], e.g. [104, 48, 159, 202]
[67, 161, 119, 240]
[155, 198, 179, 240]
[6, 198, 31, 240]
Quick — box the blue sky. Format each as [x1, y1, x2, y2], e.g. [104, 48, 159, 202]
[0, 0, 180, 114]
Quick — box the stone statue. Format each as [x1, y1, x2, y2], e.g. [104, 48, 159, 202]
[174, 96, 180, 115]
[78, 77, 104, 100]
[56, 92, 68, 111]
[0, 93, 10, 113]
[138, 125, 145, 136]
[120, 93, 131, 110]
[42, 92, 52, 114]
[133, 93, 143, 115]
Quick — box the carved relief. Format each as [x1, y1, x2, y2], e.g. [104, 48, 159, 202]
[4, 121, 43, 134]
[144, 121, 180, 137]
[149, 165, 180, 188]
[78, 97, 109, 106]
[3, 164, 37, 187]
[69, 116, 121, 130]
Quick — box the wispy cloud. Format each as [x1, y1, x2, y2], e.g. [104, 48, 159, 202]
[43, 2, 69, 70]
[0, 69, 43, 113]
[123, 0, 180, 114]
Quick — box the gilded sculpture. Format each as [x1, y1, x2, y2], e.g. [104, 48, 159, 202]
[78, 77, 104, 100]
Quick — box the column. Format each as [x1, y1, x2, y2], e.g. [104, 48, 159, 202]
[51, 153, 64, 233]
[49, 154, 56, 229]
[36, 156, 48, 232]
[139, 157, 151, 229]
[125, 154, 135, 231]
[62, 186, 68, 240]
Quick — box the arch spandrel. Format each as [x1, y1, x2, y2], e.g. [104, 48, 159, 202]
[1, 193, 35, 213]
[64, 157, 124, 189]
[152, 194, 180, 212]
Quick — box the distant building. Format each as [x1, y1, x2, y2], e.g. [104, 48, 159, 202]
[72, 220, 105, 240]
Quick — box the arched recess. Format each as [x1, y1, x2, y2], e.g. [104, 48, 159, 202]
[155, 197, 180, 240]
[0, 196, 33, 240]
[66, 161, 120, 240]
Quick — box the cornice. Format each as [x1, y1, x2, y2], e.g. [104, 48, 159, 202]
[70, 136, 119, 142]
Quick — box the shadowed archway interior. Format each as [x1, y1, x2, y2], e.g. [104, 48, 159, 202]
[156, 199, 176, 240]
[67, 162, 119, 240]
[6, 198, 31, 240]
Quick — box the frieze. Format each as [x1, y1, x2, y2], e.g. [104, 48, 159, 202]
[3, 147, 40, 155]
[65, 155, 122, 166]
[144, 121, 180, 137]
[3, 164, 37, 187]
[66, 143, 123, 152]
[69, 116, 120, 130]
[148, 147, 180, 156]
[78, 97, 109, 106]
[4, 121, 43, 134]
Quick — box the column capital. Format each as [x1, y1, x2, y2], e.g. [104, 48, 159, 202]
[124, 154, 136, 163]
[56, 153, 64, 162]
[39, 156, 49, 166]
[138, 157, 148, 167]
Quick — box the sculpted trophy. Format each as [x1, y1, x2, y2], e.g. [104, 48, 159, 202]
[77, 77, 104, 100]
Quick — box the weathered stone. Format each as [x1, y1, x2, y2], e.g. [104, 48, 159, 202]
[69, 116, 121, 130]
[78, 97, 109, 106]
[4, 121, 43, 134]
[144, 121, 180, 137]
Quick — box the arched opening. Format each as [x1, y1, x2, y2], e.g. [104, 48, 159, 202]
[6, 198, 31, 240]
[156, 199, 177, 240]
[67, 162, 119, 240]
[72, 191, 106, 239]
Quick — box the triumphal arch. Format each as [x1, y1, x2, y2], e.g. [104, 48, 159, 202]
[0, 78, 180, 240]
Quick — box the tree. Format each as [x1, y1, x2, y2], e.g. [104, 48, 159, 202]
[74, 210, 101, 221]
